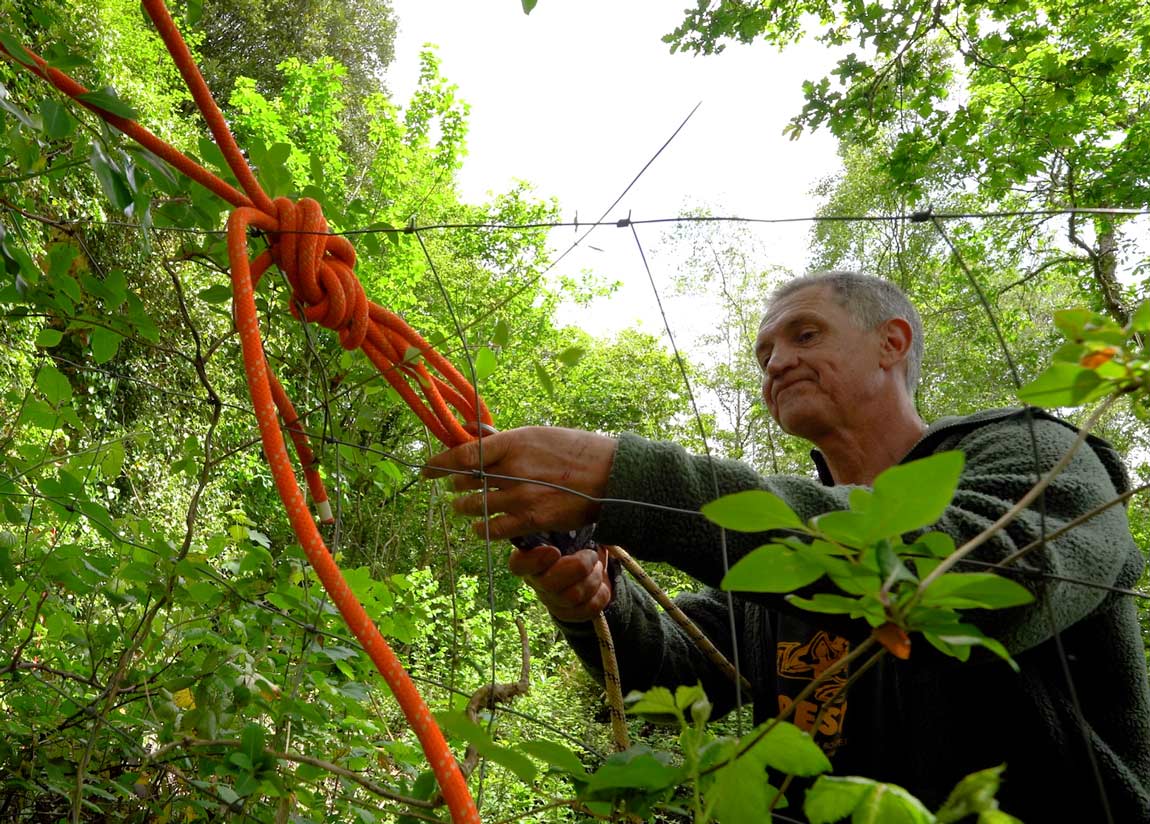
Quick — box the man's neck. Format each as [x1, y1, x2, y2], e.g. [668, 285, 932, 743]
[816, 403, 927, 486]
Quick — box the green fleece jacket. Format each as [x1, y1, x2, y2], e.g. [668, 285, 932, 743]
[557, 409, 1150, 822]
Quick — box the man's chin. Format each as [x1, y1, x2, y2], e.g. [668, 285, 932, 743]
[774, 405, 831, 442]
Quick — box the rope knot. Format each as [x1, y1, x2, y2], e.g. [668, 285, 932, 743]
[267, 196, 367, 350]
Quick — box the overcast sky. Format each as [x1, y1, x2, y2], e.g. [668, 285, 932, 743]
[384, 1, 844, 335]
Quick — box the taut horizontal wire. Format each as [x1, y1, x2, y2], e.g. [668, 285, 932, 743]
[7, 206, 1150, 239]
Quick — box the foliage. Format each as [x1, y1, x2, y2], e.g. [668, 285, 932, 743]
[706, 452, 1032, 669]
[1017, 305, 1150, 415]
[667, 0, 1150, 328]
[0, 4, 695, 820]
[193, 0, 396, 111]
[659, 212, 806, 472]
[3, 0, 1150, 821]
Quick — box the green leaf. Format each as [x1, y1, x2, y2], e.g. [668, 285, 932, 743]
[90, 327, 121, 364]
[100, 441, 125, 479]
[743, 720, 832, 777]
[811, 509, 870, 547]
[491, 319, 510, 348]
[38, 99, 75, 140]
[521, 0, 539, 12]
[19, 399, 61, 429]
[433, 712, 537, 784]
[867, 451, 964, 541]
[1018, 362, 1106, 408]
[185, 0, 204, 24]
[927, 630, 1019, 672]
[706, 757, 782, 823]
[557, 346, 585, 367]
[44, 45, 90, 71]
[626, 683, 708, 724]
[788, 593, 882, 623]
[519, 740, 589, 780]
[848, 487, 872, 512]
[240, 724, 265, 770]
[805, 776, 932, 824]
[76, 89, 139, 120]
[37, 364, 72, 406]
[919, 573, 1034, 610]
[702, 490, 805, 532]
[55, 274, 81, 306]
[474, 346, 497, 381]
[1129, 300, 1150, 334]
[936, 764, 1007, 824]
[624, 686, 677, 722]
[533, 361, 555, 399]
[914, 531, 955, 559]
[0, 32, 36, 68]
[36, 328, 63, 348]
[853, 781, 934, 824]
[198, 284, 232, 304]
[1053, 308, 1101, 340]
[1051, 341, 1086, 364]
[584, 746, 683, 792]
[89, 143, 133, 213]
[721, 543, 825, 593]
[804, 775, 874, 823]
[876, 540, 916, 586]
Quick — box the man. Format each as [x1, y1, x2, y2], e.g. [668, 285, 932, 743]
[425, 272, 1150, 821]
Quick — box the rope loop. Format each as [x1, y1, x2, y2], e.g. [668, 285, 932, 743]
[267, 197, 368, 350]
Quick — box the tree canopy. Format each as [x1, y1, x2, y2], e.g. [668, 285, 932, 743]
[0, 0, 1147, 821]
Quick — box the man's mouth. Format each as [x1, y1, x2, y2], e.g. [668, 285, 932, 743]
[774, 378, 811, 403]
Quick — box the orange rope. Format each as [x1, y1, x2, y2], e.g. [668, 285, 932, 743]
[1, 7, 487, 822]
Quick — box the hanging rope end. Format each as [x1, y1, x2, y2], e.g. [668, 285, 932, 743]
[316, 499, 334, 524]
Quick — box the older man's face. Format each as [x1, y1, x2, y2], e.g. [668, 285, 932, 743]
[754, 285, 889, 442]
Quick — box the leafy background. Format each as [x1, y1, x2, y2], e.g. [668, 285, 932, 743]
[0, 0, 1148, 821]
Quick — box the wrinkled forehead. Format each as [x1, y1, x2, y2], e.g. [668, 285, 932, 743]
[759, 284, 838, 331]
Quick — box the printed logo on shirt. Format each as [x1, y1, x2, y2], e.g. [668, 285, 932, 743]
[776, 630, 850, 753]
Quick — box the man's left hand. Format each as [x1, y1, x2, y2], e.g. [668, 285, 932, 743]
[422, 426, 618, 540]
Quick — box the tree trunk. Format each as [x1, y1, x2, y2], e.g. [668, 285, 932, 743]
[1093, 219, 1128, 326]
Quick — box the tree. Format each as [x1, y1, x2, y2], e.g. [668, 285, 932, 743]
[666, 0, 1150, 324]
[193, 0, 396, 108]
[659, 211, 807, 473]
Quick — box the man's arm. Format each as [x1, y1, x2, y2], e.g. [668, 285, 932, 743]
[596, 415, 1143, 654]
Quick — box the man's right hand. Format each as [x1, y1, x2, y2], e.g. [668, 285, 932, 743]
[508, 544, 612, 622]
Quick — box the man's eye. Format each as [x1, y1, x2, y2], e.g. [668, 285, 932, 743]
[797, 329, 817, 343]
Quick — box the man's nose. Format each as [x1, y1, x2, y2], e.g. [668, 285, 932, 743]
[765, 344, 797, 378]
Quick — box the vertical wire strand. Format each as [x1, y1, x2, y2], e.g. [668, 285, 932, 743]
[628, 223, 746, 733]
[928, 215, 1114, 824]
[412, 229, 498, 808]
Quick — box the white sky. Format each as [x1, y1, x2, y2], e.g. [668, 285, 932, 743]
[385, 0, 844, 336]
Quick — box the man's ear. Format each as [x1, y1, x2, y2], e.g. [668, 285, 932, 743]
[877, 317, 913, 372]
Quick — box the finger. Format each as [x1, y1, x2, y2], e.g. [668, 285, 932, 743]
[422, 434, 508, 479]
[548, 580, 612, 622]
[448, 473, 491, 493]
[453, 488, 519, 518]
[476, 511, 546, 541]
[508, 545, 561, 578]
[533, 550, 603, 594]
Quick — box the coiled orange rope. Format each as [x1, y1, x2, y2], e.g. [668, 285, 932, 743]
[1, 4, 487, 821]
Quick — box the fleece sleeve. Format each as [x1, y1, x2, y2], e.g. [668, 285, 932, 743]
[594, 416, 1143, 654]
[918, 414, 1143, 652]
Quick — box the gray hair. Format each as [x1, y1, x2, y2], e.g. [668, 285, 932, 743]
[767, 271, 924, 396]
